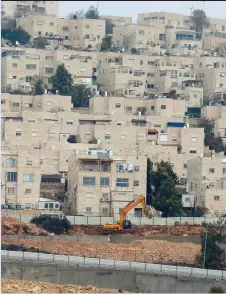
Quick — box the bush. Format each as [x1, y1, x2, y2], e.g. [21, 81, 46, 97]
[209, 286, 224, 293]
[31, 215, 71, 235]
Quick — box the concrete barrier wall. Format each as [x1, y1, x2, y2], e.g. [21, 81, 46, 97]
[2, 260, 226, 293]
[5, 212, 219, 226]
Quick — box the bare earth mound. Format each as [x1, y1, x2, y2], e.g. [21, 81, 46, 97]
[2, 238, 200, 265]
[1, 279, 119, 293]
[2, 216, 48, 235]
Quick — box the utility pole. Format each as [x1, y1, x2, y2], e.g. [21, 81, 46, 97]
[203, 223, 208, 269]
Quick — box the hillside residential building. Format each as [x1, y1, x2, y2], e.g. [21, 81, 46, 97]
[68, 148, 147, 216]
[187, 156, 226, 214]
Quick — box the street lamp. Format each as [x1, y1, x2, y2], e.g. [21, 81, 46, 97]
[203, 223, 208, 269]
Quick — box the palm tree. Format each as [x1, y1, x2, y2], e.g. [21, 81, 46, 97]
[71, 84, 95, 107]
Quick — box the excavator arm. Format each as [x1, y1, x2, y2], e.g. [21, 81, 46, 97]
[103, 194, 146, 232]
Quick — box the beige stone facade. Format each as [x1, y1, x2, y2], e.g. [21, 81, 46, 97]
[68, 148, 147, 216]
[187, 156, 226, 214]
[16, 15, 105, 50]
[2, 1, 59, 18]
[1, 48, 97, 92]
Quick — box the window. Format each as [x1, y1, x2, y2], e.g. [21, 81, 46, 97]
[126, 106, 132, 112]
[209, 168, 215, 173]
[62, 26, 69, 31]
[32, 131, 37, 137]
[161, 105, 166, 109]
[159, 34, 166, 40]
[86, 207, 92, 212]
[26, 64, 37, 70]
[50, 22, 54, 26]
[44, 203, 48, 209]
[151, 106, 155, 110]
[66, 121, 73, 125]
[120, 134, 126, 140]
[119, 208, 123, 214]
[12, 103, 19, 107]
[86, 193, 93, 198]
[26, 160, 32, 166]
[116, 103, 121, 108]
[49, 203, 54, 209]
[172, 137, 177, 142]
[16, 131, 21, 136]
[7, 158, 17, 168]
[13, 63, 18, 68]
[24, 103, 32, 108]
[46, 56, 54, 60]
[223, 168, 226, 174]
[133, 180, 139, 186]
[116, 178, 129, 187]
[46, 67, 54, 74]
[190, 150, 197, 154]
[192, 137, 197, 142]
[100, 177, 110, 186]
[7, 172, 17, 182]
[184, 163, 187, 168]
[105, 133, 111, 140]
[25, 189, 31, 194]
[83, 176, 96, 186]
[8, 187, 15, 194]
[86, 25, 90, 28]
[23, 173, 35, 182]
[1, 100, 6, 104]
[13, 75, 17, 79]
[26, 76, 32, 82]
[134, 166, 139, 172]
[102, 208, 108, 213]
[46, 101, 52, 106]
[214, 196, 220, 201]
[116, 164, 124, 172]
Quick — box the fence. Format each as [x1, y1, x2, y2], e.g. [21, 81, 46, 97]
[4, 212, 221, 226]
[2, 250, 226, 280]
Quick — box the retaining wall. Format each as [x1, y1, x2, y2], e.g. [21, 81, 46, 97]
[2, 260, 226, 293]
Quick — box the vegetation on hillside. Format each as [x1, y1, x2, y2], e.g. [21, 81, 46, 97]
[1, 27, 30, 45]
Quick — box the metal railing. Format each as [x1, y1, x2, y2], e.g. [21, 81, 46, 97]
[2, 250, 226, 280]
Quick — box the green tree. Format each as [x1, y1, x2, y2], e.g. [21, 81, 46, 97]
[71, 84, 95, 107]
[100, 35, 113, 52]
[147, 160, 184, 217]
[51, 64, 73, 96]
[35, 37, 48, 49]
[196, 218, 226, 270]
[33, 78, 44, 95]
[146, 158, 154, 205]
[192, 9, 209, 32]
[195, 206, 209, 217]
[1, 27, 30, 45]
[67, 10, 85, 19]
[85, 5, 99, 19]
[199, 118, 224, 153]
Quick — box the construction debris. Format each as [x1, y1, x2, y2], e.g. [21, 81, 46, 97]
[1, 279, 119, 293]
[2, 238, 200, 265]
[2, 216, 48, 235]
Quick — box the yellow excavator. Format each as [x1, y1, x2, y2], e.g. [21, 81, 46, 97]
[103, 194, 156, 232]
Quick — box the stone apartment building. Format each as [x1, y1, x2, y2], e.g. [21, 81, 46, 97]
[2, 1, 59, 18]
[1, 47, 97, 92]
[16, 15, 105, 50]
[187, 156, 226, 214]
[68, 148, 147, 216]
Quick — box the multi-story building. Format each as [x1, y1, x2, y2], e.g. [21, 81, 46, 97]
[187, 156, 226, 214]
[68, 148, 147, 216]
[16, 15, 105, 50]
[1, 47, 97, 92]
[1, 149, 41, 208]
[1, 1, 58, 18]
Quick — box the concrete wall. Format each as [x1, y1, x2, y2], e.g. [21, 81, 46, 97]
[2, 260, 226, 293]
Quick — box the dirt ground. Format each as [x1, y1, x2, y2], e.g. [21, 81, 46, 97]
[1, 279, 120, 293]
[68, 224, 203, 236]
[2, 238, 200, 265]
[2, 216, 48, 235]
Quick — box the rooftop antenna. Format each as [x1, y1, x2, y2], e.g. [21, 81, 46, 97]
[97, 1, 99, 12]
